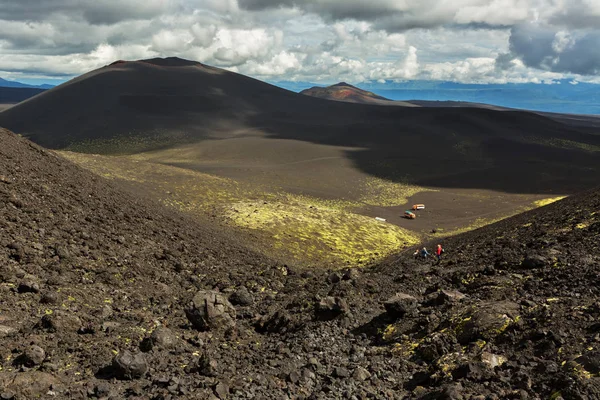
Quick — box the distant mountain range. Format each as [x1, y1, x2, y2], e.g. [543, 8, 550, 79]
[300, 82, 416, 107]
[0, 77, 53, 90]
[277, 80, 600, 115]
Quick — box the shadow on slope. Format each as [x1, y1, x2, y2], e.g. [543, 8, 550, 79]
[0, 58, 598, 195]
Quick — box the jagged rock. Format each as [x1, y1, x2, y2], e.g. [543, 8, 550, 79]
[456, 301, 520, 344]
[418, 332, 459, 362]
[229, 287, 254, 306]
[353, 367, 371, 381]
[440, 383, 465, 400]
[197, 353, 218, 377]
[17, 280, 40, 294]
[327, 273, 341, 284]
[40, 291, 58, 304]
[576, 351, 600, 374]
[480, 352, 507, 368]
[0, 372, 59, 399]
[451, 362, 486, 381]
[384, 293, 417, 318]
[315, 297, 348, 320]
[40, 310, 82, 333]
[437, 290, 467, 304]
[256, 309, 294, 333]
[288, 370, 301, 384]
[0, 325, 17, 338]
[342, 268, 360, 281]
[333, 367, 350, 378]
[214, 382, 229, 399]
[18, 345, 45, 367]
[151, 326, 177, 348]
[185, 290, 236, 331]
[141, 326, 177, 351]
[112, 351, 148, 380]
[521, 255, 546, 269]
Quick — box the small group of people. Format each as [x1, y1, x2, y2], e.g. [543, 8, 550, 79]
[413, 244, 444, 263]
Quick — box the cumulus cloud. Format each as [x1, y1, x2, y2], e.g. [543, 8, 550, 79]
[0, 0, 599, 84]
[505, 23, 600, 75]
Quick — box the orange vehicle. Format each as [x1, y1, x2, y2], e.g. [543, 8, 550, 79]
[412, 204, 425, 211]
[404, 210, 416, 219]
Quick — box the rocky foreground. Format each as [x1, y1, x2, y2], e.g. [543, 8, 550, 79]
[0, 127, 599, 399]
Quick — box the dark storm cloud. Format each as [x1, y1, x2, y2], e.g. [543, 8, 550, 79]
[0, 0, 168, 25]
[506, 24, 600, 76]
[239, 0, 399, 21]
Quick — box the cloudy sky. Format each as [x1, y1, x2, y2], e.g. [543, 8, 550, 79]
[1, 0, 599, 85]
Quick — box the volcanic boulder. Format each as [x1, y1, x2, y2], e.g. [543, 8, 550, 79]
[141, 326, 177, 352]
[384, 293, 418, 318]
[17, 345, 45, 367]
[112, 351, 148, 380]
[185, 291, 236, 332]
[315, 297, 349, 320]
[456, 301, 520, 345]
[229, 287, 254, 306]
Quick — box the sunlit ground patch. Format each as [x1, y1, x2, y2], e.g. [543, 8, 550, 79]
[224, 200, 420, 266]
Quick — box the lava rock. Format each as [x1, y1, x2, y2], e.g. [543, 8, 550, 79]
[17, 280, 40, 294]
[353, 367, 371, 381]
[40, 310, 82, 333]
[214, 382, 229, 399]
[327, 273, 341, 284]
[112, 351, 148, 380]
[315, 296, 348, 320]
[185, 290, 236, 332]
[256, 309, 294, 333]
[333, 367, 350, 378]
[437, 290, 467, 304]
[39, 291, 58, 305]
[576, 351, 600, 374]
[418, 332, 458, 362]
[342, 268, 360, 281]
[0, 325, 17, 339]
[141, 326, 177, 351]
[456, 301, 520, 344]
[197, 353, 218, 377]
[229, 287, 254, 306]
[19, 345, 45, 367]
[384, 293, 418, 318]
[521, 255, 547, 269]
[451, 362, 486, 381]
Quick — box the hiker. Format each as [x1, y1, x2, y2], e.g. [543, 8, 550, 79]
[413, 249, 420, 258]
[436, 244, 444, 262]
[420, 247, 430, 259]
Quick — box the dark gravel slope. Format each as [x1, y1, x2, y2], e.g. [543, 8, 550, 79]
[0, 127, 599, 399]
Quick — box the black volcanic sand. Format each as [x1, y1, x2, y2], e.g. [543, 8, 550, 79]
[2, 127, 600, 399]
[0, 58, 599, 195]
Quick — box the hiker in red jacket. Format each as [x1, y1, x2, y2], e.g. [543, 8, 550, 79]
[436, 244, 444, 262]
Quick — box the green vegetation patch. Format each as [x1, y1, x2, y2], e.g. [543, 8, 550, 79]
[224, 199, 420, 266]
[533, 196, 567, 208]
[359, 177, 431, 207]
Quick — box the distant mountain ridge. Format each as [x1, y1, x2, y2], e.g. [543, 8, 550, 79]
[279, 79, 600, 115]
[300, 82, 417, 107]
[0, 77, 53, 90]
[0, 87, 46, 105]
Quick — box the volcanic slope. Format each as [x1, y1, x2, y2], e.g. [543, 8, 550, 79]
[1, 126, 600, 399]
[300, 82, 417, 106]
[0, 57, 599, 195]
